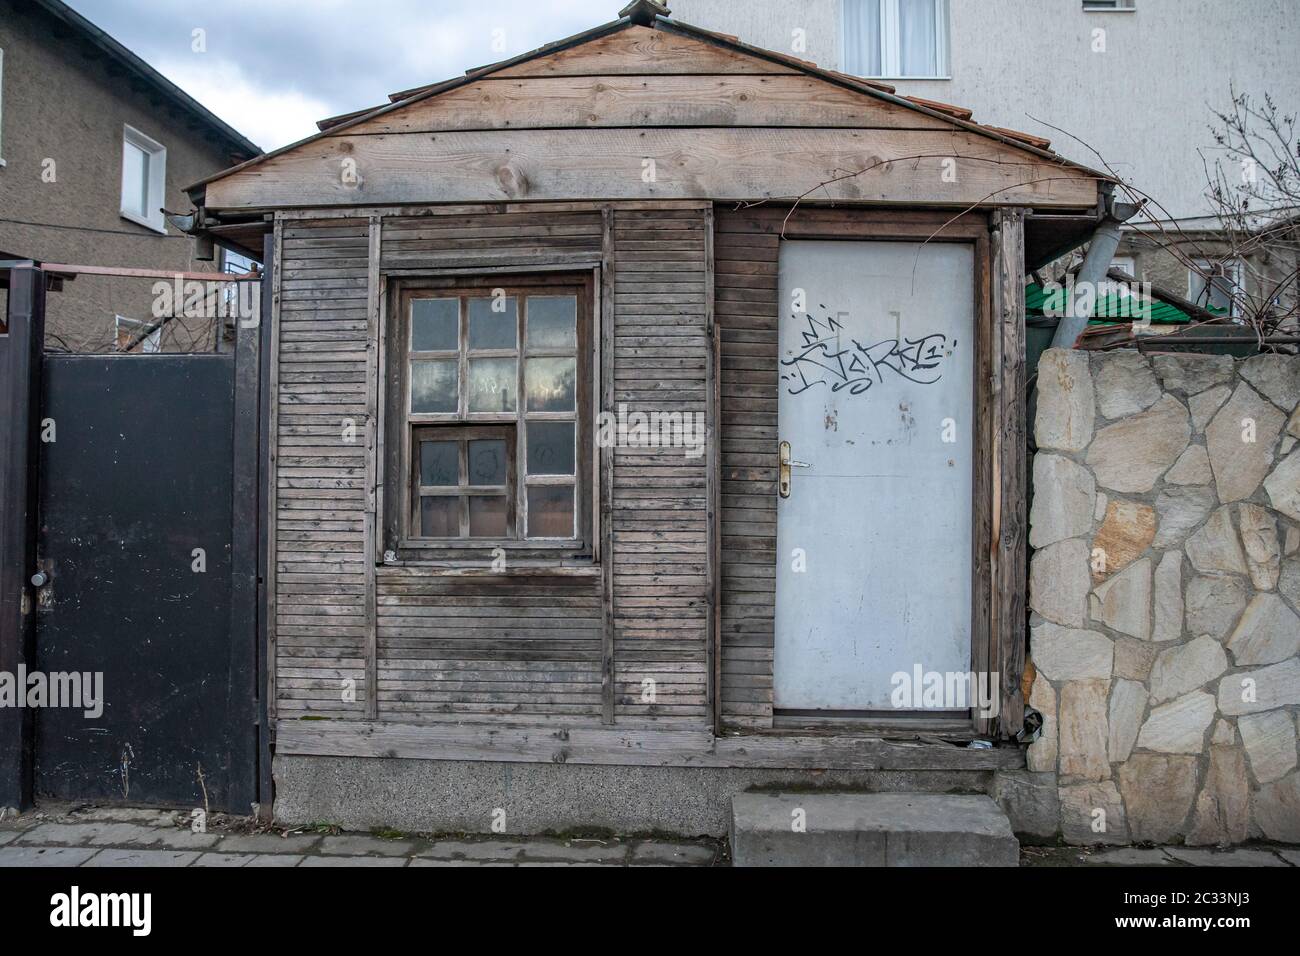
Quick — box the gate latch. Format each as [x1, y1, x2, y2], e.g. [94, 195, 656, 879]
[778, 441, 809, 498]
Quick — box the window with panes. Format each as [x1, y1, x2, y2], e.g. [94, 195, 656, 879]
[385, 276, 592, 556]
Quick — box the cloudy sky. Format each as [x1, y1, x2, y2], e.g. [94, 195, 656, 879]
[66, 0, 617, 151]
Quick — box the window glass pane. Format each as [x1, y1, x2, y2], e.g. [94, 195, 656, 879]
[525, 357, 576, 411]
[1208, 276, 1236, 313]
[411, 298, 458, 351]
[467, 357, 518, 412]
[122, 141, 149, 217]
[1190, 261, 1239, 314]
[419, 440, 458, 486]
[526, 296, 577, 349]
[468, 296, 517, 350]
[843, 0, 882, 76]
[527, 421, 575, 476]
[411, 359, 458, 413]
[527, 485, 574, 538]
[420, 496, 459, 537]
[899, 0, 938, 76]
[468, 439, 508, 486]
[469, 496, 509, 537]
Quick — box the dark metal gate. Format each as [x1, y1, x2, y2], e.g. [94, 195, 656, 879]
[1, 261, 270, 814]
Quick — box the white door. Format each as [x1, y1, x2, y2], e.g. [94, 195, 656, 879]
[774, 240, 974, 712]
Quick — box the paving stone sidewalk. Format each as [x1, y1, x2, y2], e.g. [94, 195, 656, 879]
[3, 807, 1294, 867]
[1021, 844, 1300, 867]
[0, 806, 722, 868]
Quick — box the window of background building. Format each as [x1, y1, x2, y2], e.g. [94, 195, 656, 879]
[1189, 258, 1244, 316]
[843, 0, 950, 79]
[120, 125, 167, 233]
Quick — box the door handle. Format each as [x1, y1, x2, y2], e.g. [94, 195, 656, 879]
[778, 441, 809, 498]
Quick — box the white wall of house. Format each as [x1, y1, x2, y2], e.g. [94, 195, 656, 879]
[670, 0, 1300, 221]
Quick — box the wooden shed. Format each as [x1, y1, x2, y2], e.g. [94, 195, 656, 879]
[186, 0, 1111, 817]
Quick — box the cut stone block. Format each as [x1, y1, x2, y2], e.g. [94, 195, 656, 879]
[1093, 350, 1161, 419]
[1029, 454, 1095, 548]
[730, 793, 1019, 867]
[1225, 592, 1300, 666]
[1185, 506, 1248, 575]
[1151, 353, 1233, 396]
[1091, 500, 1156, 583]
[1086, 394, 1190, 493]
[1205, 383, 1285, 503]
[1036, 349, 1095, 452]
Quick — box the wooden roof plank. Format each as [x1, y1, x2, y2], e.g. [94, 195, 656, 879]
[336, 74, 957, 136]
[205, 127, 1100, 211]
[193, 13, 1108, 210]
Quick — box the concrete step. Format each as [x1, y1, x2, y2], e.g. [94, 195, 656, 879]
[731, 792, 1019, 867]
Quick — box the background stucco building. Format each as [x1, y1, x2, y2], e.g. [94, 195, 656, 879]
[670, 0, 1300, 318]
[0, 0, 259, 351]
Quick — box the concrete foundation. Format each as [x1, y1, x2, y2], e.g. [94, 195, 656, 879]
[273, 755, 992, 837]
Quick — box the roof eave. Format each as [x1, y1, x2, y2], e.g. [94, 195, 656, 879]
[185, 16, 634, 196]
[29, 0, 260, 159]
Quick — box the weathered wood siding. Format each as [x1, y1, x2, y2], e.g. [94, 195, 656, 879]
[271, 204, 714, 726]
[376, 570, 604, 720]
[713, 209, 779, 729]
[275, 218, 371, 717]
[610, 206, 711, 725]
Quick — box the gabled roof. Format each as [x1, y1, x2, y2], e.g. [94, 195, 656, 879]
[28, 0, 260, 160]
[186, 4, 1107, 202]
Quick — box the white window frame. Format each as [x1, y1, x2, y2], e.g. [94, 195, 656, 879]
[120, 125, 167, 234]
[1100, 256, 1136, 297]
[842, 0, 950, 80]
[115, 315, 162, 353]
[220, 247, 258, 311]
[1188, 258, 1244, 317]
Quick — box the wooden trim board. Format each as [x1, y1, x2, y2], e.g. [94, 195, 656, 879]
[206, 128, 1098, 211]
[275, 718, 1026, 771]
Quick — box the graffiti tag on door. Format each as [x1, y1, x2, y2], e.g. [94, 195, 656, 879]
[780, 311, 954, 397]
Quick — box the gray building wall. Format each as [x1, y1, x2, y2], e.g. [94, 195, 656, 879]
[0, 0, 255, 350]
[670, 0, 1300, 223]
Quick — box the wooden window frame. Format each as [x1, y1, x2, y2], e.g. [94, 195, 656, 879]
[383, 273, 595, 562]
[409, 423, 517, 539]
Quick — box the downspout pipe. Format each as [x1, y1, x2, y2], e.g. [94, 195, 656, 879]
[1049, 194, 1141, 350]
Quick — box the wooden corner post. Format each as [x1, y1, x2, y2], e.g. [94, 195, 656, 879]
[0, 264, 45, 810]
[990, 209, 1027, 740]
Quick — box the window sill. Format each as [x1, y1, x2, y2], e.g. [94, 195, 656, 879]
[393, 537, 587, 552]
[377, 561, 601, 577]
[120, 210, 168, 235]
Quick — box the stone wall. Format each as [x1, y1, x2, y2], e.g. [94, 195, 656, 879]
[1020, 348, 1300, 845]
